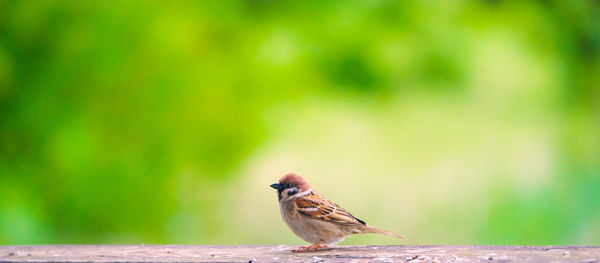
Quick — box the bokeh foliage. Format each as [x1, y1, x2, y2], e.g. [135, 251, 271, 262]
[0, 0, 599, 245]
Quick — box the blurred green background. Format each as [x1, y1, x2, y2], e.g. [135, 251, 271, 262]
[1, 0, 599, 245]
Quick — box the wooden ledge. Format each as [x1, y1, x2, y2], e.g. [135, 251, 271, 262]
[1, 245, 599, 263]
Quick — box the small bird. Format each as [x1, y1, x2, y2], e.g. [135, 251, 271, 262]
[270, 173, 403, 253]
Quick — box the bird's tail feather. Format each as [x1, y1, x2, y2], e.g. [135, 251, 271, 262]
[364, 225, 404, 239]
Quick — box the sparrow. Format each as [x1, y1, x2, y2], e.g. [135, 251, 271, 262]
[270, 173, 403, 253]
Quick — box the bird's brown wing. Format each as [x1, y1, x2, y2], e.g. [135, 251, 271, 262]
[295, 191, 366, 226]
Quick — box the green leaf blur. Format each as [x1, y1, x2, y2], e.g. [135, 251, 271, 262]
[0, 0, 598, 245]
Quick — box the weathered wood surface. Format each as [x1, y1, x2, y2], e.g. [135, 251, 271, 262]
[0, 245, 599, 263]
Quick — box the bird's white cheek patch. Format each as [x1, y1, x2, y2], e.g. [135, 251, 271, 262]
[285, 189, 312, 202]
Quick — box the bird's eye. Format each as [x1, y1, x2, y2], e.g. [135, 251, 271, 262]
[285, 183, 293, 188]
[287, 188, 298, 195]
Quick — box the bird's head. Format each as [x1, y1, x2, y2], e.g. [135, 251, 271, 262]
[270, 173, 311, 201]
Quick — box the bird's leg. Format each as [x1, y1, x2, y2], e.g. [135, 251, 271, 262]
[292, 241, 327, 253]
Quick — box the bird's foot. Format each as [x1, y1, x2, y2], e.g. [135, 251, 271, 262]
[292, 242, 327, 253]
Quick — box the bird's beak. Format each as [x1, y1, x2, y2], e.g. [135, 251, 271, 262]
[270, 183, 283, 190]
